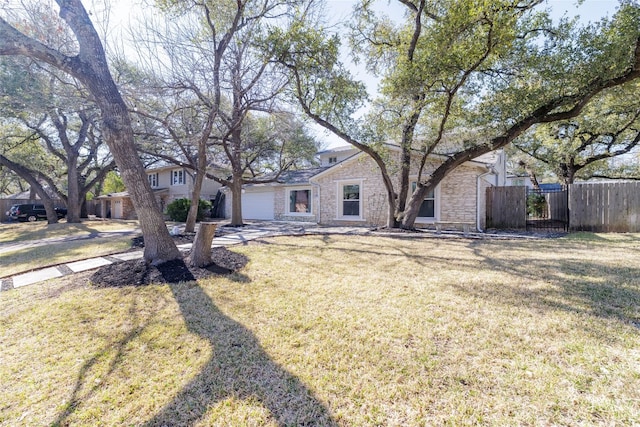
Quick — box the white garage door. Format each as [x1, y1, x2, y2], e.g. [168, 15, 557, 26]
[241, 190, 275, 220]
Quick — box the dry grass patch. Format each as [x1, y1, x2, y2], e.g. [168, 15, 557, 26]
[0, 220, 138, 244]
[0, 238, 133, 278]
[1, 233, 640, 426]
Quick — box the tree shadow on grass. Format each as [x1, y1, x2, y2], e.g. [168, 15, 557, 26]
[462, 239, 640, 332]
[143, 261, 337, 426]
[51, 295, 151, 427]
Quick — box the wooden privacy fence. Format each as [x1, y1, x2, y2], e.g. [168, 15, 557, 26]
[570, 182, 640, 232]
[487, 181, 640, 233]
[486, 186, 526, 229]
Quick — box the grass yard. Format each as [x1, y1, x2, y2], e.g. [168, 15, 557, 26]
[0, 220, 139, 278]
[0, 220, 139, 244]
[1, 233, 639, 426]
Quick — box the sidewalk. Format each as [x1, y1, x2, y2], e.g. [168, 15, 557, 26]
[0, 221, 373, 292]
[0, 220, 506, 292]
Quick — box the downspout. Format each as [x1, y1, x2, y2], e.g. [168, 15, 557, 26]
[310, 179, 321, 225]
[476, 167, 495, 233]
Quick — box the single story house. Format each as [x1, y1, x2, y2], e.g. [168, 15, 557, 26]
[223, 145, 506, 230]
[96, 165, 222, 219]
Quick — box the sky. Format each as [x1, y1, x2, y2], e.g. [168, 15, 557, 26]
[100, 0, 621, 149]
[315, 0, 621, 147]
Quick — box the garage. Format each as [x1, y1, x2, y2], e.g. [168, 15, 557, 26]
[241, 189, 275, 220]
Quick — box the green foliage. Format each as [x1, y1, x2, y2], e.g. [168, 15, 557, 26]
[514, 80, 640, 183]
[165, 198, 211, 222]
[102, 171, 126, 194]
[267, 23, 369, 134]
[527, 192, 546, 217]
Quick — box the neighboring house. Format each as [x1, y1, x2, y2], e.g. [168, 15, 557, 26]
[223, 145, 506, 230]
[506, 174, 534, 188]
[96, 165, 222, 219]
[505, 175, 564, 191]
[316, 145, 360, 166]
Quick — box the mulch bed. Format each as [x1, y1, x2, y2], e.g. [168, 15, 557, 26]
[90, 234, 248, 287]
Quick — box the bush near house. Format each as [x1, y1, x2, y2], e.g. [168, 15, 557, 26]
[165, 198, 211, 222]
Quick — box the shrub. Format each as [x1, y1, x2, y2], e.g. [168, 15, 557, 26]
[165, 198, 212, 222]
[527, 193, 546, 217]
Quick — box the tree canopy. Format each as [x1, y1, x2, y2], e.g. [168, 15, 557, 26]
[0, 0, 181, 263]
[513, 80, 640, 184]
[273, 0, 640, 228]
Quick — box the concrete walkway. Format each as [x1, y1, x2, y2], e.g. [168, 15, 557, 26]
[0, 220, 522, 292]
[0, 221, 374, 292]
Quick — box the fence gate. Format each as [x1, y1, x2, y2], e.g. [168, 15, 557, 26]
[486, 186, 569, 232]
[526, 187, 569, 232]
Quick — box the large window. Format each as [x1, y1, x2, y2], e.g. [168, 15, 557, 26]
[411, 182, 436, 219]
[288, 188, 311, 214]
[171, 169, 185, 185]
[340, 182, 361, 217]
[148, 172, 158, 188]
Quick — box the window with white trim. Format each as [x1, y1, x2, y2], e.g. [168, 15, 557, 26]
[328, 156, 337, 164]
[287, 188, 312, 214]
[411, 182, 436, 219]
[171, 169, 185, 185]
[339, 182, 362, 218]
[148, 172, 158, 188]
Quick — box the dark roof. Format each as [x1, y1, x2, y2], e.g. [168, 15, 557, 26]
[539, 183, 563, 191]
[247, 166, 331, 186]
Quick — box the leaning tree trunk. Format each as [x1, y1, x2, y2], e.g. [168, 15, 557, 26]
[88, 79, 180, 264]
[62, 1, 181, 263]
[188, 222, 217, 267]
[402, 183, 432, 229]
[0, 1, 181, 264]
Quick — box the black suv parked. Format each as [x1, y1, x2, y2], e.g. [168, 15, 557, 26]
[13, 204, 67, 222]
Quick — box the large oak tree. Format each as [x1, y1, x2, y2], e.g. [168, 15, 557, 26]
[514, 81, 640, 184]
[0, 0, 181, 263]
[274, 0, 640, 228]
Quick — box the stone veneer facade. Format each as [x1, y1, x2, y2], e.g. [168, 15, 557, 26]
[229, 151, 494, 229]
[310, 153, 490, 229]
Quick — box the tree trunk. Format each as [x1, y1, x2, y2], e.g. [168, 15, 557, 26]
[0, 1, 181, 264]
[66, 163, 82, 223]
[185, 172, 205, 233]
[385, 187, 398, 228]
[188, 222, 217, 267]
[402, 183, 432, 229]
[230, 177, 244, 226]
[92, 95, 180, 264]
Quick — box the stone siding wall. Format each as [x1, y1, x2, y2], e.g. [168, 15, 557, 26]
[273, 186, 318, 222]
[313, 155, 390, 226]
[313, 153, 486, 228]
[438, 165, 479, 223]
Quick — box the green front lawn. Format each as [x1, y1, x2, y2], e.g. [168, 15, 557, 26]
[1, 233, 639, 426]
